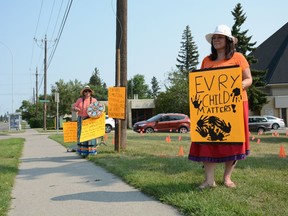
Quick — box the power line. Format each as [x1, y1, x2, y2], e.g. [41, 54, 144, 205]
[50, 0, 64, 41]
[45, 0, 56, 34]
[29, 0, 44, 72]
[47, 0, 74, 69]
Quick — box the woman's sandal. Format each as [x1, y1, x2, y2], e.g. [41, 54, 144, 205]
[199, 181, 217, 189]
[224, 181, 236, 188]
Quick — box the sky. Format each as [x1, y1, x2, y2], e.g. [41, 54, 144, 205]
[0, 0, 287, 116]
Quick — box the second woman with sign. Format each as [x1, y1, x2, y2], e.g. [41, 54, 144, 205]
[188, 24, 253, 189]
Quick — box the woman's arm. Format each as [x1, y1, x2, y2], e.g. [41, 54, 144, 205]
[242, 67, 253, 90]
[72, 98, 81, 112]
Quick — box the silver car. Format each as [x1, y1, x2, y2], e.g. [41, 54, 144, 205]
[248, 116, 272, 133]
[263, 115, 286, 130]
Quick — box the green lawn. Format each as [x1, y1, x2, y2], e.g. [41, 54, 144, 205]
[50, 131, 288, 216]
[0, 138, 24, 216]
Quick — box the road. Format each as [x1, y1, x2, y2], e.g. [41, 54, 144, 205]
[0, 122, 9, 131]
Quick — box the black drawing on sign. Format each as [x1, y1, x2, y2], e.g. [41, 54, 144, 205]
[231, 104, 236, 113]
[196, 115, 231, 141]
[231, 87, 242, 102]
[190, 94, 202, 110]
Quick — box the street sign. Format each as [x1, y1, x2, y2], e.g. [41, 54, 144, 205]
[39, 100, 50, 103]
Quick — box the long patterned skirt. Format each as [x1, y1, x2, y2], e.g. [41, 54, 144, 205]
[77, 116, 97, 157]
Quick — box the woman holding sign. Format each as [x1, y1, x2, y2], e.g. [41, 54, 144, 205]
[188, 24, 252, 189]
[73, 85, 98, 157]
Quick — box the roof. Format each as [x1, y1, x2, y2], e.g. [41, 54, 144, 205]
[249, 22, 288, 85]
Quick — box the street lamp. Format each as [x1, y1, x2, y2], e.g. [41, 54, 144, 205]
[0, 41, 14, 114]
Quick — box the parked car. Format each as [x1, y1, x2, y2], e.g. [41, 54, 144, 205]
[133, 113, 190, 133]
[263, 115, 286, 130]
[248, 116, 272, 133]
[105, 115, 115, 133]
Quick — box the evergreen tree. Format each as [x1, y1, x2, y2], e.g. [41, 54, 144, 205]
[176, 25, 199, 79]
[231, 3, 267, 113]
[151, 76, 160, 99]
[155, 25, 199, 115]
[89, 67, 102, 86]
[88, 67, 108, 100]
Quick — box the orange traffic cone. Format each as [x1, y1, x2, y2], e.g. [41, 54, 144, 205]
[257, 138, 261, 144]
[178, 135, 182, 141]
[279, 146, 286, 158]
[104, 133, 108, 140]
[166, 136, 171, 143]
[177, 146, 184, 157]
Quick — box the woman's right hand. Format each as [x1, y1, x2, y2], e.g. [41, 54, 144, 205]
[74, 107, 80, 112]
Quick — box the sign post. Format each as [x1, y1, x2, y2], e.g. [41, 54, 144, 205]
[55, 92, 60, 134]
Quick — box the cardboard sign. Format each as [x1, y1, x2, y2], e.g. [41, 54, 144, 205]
[63, 121, 77, 142]
[63, 113, 105, 143]
[108, 87, 126, 119]
[189, 66, 245, 143]
[80, 113, 105, 142]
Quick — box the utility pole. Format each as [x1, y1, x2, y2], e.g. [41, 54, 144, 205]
[43, 35, 47, 130]
[35, 67, 39, 117]
[115, 0, 127, 151]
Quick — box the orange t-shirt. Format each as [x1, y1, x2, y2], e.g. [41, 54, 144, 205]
[201, 52, 250, 101]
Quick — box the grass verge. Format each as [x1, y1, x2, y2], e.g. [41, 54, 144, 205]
[0, 138, 24, 216]
[49, 131, 287, 215]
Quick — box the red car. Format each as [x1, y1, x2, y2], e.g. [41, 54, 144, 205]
[133, 113, 190, 133]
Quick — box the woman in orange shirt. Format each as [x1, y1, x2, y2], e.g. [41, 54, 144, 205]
[188, 25, 253, 189]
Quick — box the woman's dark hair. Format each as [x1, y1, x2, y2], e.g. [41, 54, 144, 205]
[209, 36, 235, 61]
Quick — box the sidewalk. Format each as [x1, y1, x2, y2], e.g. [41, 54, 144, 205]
[8, 129, 182, 216]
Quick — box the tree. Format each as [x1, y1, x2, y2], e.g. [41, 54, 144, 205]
[151, 76, 160, 99]
[88, 67, 108, 100]
[89, 67, 102, 86]
[176, 25, 199, 79]
[19, 100, 42, 121]
[155, 25, 199, 115]
[18, 100, 44, 128]
[231, 3, 267, 113]
[127, 74, 151, 99]
[49, 79, 83, 116]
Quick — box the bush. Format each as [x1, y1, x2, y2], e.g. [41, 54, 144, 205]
[29, 117, 43, 128]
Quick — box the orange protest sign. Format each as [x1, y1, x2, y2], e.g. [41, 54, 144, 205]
[63, 121, 77, 142]
[108, 87, 126, 119]
[189, 66, 245, 143]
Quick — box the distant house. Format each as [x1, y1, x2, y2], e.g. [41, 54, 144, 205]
[249, 22, 288, 124]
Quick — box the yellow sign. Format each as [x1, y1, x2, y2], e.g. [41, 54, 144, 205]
[63, 113, 105, 143]
[189, 66, 245, 143]
[108, 87, 126, 119]
[80, 113, 105, 142]
[63, 121, 77, 142]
